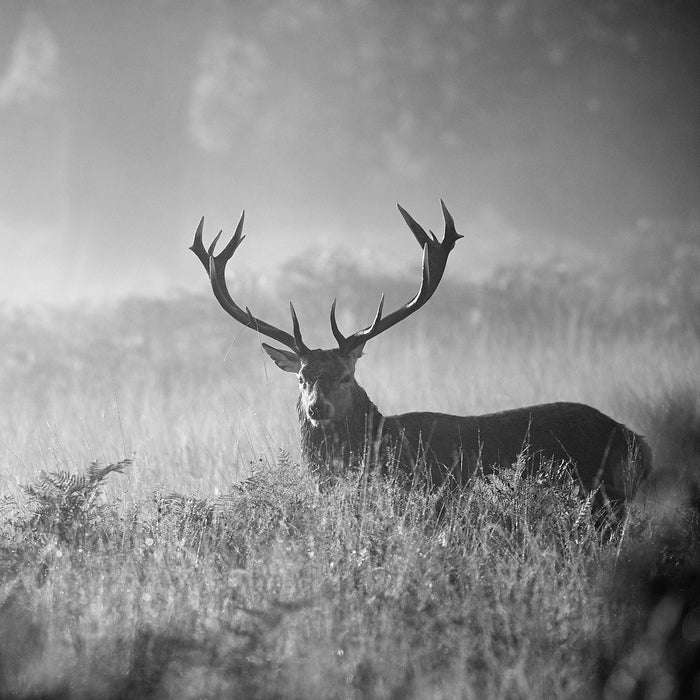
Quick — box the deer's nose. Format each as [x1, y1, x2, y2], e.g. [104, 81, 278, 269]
[307, 391, 334, 422]
[309, 402, 332, 419]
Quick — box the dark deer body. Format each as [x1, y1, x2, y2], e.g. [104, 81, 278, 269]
[191, 202, 651, 505]
[299, 377, 651, 501]
[387, 402, 649, 497]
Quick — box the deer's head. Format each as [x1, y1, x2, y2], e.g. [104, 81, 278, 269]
[190, 201, 462, 427]
[261, 346, 363, 426]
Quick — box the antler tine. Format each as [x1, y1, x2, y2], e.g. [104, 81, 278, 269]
[207, 230, 223, 258]
[191, 213, 309, 356]
[190, 217, 210, 272]
[217, 210, 247, 261]
[367, 293, 385, 334]
[335, 201, 461, 355]
[289, 302, 309, 352]
[330, 299, 346, 346]
[331, 294, 385, 349]
[440, 199, 464, 248]
[397, 204, 431, 248]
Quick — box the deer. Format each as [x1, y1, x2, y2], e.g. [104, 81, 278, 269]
[190, 201, 651, 507]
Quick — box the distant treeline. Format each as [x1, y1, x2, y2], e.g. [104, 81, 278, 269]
[273, 218, 700, 341]
[0, 219, 697, 382]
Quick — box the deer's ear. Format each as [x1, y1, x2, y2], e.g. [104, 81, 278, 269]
[346, 343, 365, 368]
[261, 343, 301, 373]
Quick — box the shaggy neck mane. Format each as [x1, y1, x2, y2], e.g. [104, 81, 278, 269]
[298, 382, 385, 481]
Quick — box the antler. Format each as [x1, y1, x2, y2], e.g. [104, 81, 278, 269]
[190, 212, 310, 356]
[330, 200, 462, 355]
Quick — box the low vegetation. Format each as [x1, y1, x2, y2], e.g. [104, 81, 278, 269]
[1, 453, 698, 699]
[1, 224, 699, 698]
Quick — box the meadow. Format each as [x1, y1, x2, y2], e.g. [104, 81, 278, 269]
[1, 225, 699, 699]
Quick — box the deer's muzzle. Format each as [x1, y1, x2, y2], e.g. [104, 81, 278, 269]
[306, 389, 335, 426]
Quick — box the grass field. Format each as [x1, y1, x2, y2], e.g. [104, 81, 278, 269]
[1, 240, 700, 698]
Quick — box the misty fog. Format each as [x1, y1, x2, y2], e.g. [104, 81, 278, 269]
[1, 0, 698, 304]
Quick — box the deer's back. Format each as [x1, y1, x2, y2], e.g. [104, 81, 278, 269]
[384, 401, 650, 500]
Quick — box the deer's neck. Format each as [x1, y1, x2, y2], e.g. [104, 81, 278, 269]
[298, 383, 384, 481]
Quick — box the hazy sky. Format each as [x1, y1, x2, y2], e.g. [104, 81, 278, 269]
[1, 0, 698, 304]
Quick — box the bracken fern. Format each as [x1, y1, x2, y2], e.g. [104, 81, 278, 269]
[23, 457, 133, 542]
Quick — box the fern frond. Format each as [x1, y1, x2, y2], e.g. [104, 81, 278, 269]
[88, 457, 133, 484]
[22, 456, 132, 540]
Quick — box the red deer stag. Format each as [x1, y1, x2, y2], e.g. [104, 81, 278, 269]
[191, 201, 651, 505]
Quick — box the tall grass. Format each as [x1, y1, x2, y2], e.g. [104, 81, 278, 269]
[1, 227, 700, 698]
[2, 288, 696, 499]
[0, 457, 640, 698]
